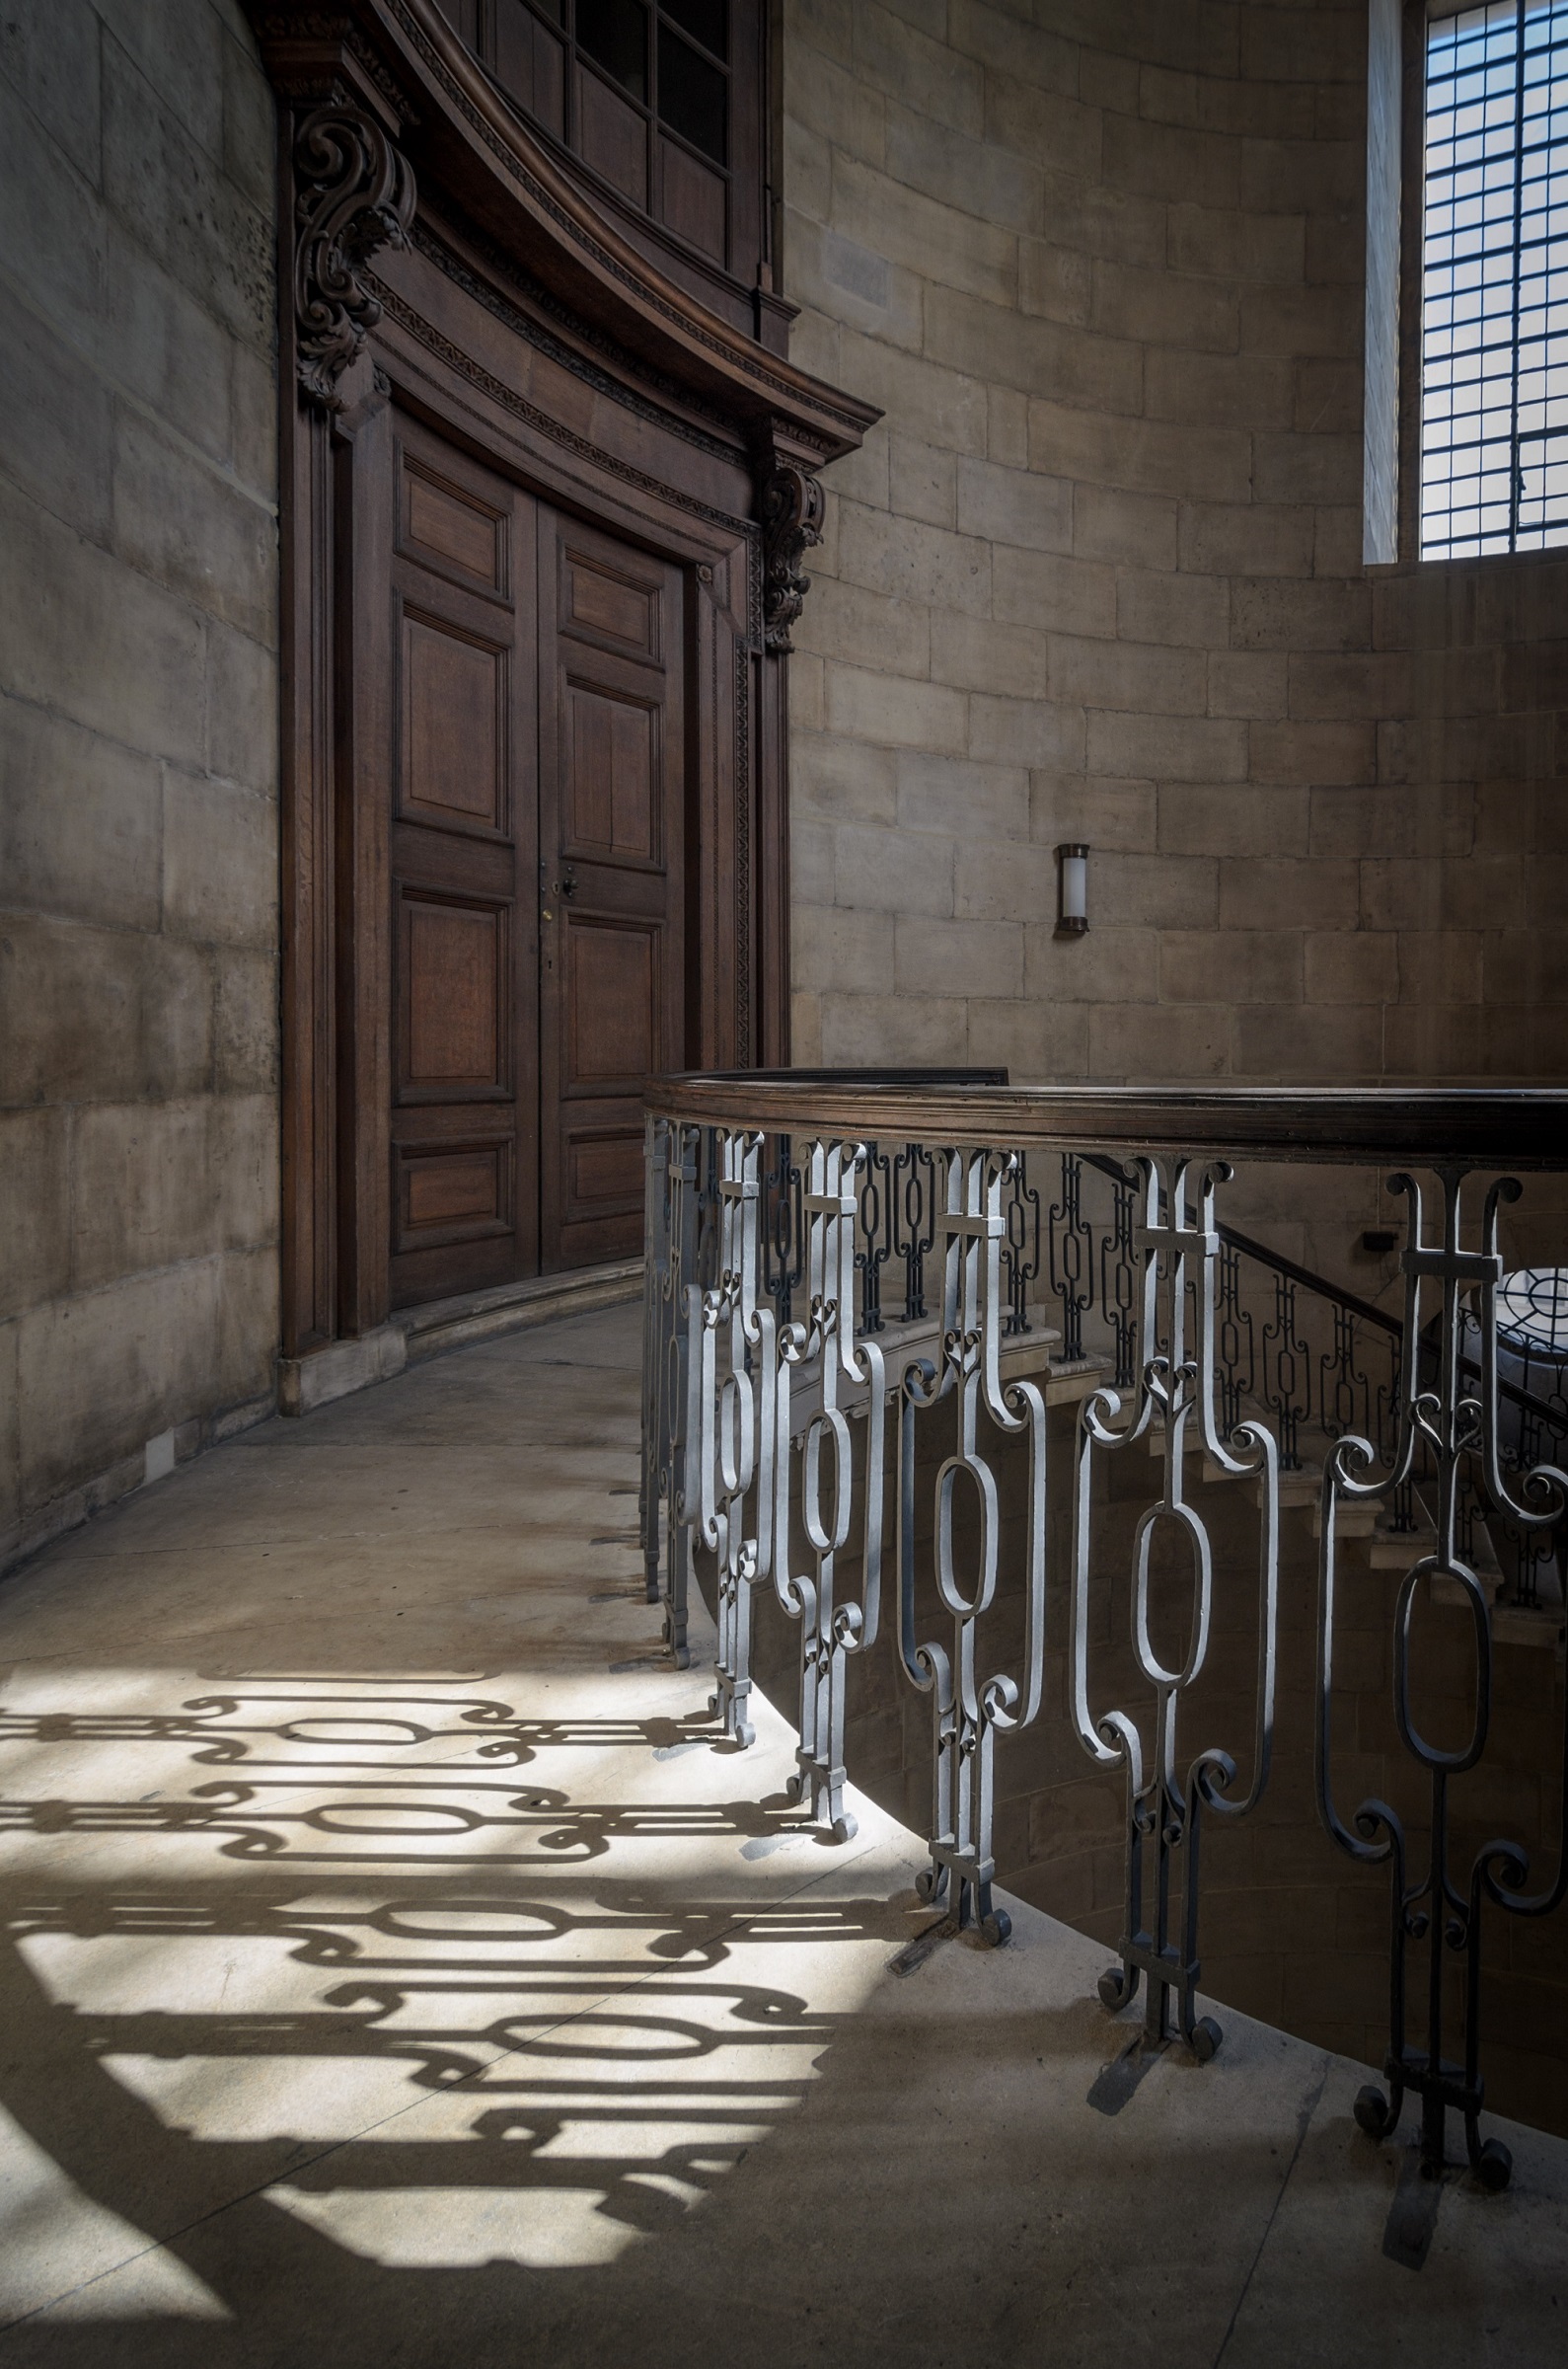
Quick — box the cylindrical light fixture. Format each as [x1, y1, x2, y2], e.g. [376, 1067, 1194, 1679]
[1056, 842, 1089, 935]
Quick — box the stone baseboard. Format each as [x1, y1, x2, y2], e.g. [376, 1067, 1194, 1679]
[2, 1265, 643, 1576]
[0, 1388, 275, 1580]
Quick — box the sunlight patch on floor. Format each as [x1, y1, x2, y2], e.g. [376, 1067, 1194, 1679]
[263, 2180, 648, 2268]
[0, 2103, 231, 2325]
[0, 1656, 903, 2289]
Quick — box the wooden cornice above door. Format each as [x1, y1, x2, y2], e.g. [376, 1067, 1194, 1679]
[249, 0, 879, 473]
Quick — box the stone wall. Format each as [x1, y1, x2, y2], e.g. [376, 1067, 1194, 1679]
[780, 0, 1568, 1090]
[0, 0, 279, 1570]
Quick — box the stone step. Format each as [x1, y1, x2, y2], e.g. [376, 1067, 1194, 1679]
[765, 1317, 1107, 1441]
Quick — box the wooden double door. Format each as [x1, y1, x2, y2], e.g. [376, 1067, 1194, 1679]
[385, 412, 686, 1306]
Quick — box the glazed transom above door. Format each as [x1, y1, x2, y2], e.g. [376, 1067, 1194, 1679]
[436, 0, 771, 313]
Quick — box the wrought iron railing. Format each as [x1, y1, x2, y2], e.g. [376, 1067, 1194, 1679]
[640, 1074, 1568, 2194]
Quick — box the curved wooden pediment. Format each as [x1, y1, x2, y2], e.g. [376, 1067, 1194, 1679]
[251, 0, 878, 475]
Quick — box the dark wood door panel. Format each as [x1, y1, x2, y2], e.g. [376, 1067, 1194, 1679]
[559, 534, 662, 658]
[359, 420, 703, 1303]
[394, 1133, 515, 1257]
[561, 1120, 645, 1232]
[399, 608, 509, 837]
[563, 910, 662, 1094]
[539, 503, 686, 1271]
[390, 819, 514, 902]
[396, 886, 511, 1103]
[386, 411, 539, 1311]
[400, 453, 510, 598]
[561, 674, 660, 866]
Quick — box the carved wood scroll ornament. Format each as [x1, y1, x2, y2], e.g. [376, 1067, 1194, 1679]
[759, 461, 825, 653]
[293, 104, 416, 410]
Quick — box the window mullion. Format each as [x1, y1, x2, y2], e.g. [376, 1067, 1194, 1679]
[1509, 0, 1526, 554]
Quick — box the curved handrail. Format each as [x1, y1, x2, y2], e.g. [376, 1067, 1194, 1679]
[646, 1076, 1568, 1169]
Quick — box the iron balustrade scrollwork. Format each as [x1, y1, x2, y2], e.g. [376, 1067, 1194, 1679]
[895, 1148, 1048, 1941]
[693, 1129, 770, 1752]
[762, 1131, 803, 1328]
[640, 1116, 712, 1668]
[642, 1074, 1568, 2203]
[1457, 1280, 1568, 1609]
[1071, 1151, 1141, 1389]
[1216, 1237, 1257, 1443]
[852, 1139, 892, 1337]
[1071, 1158, 1280, 2058]
[1002, 1153, 1042, 1337]
[1103, 1166, 1139, 1390]
[1048, 1151, 1094, 1363]
[773, 1141, 888, 1839]
[894, 1140, 938, 1324]
[1317, 1168, 1568, 2189]
[1261, 1272, 1312, 1474]
[639, 1113, 672, 1610]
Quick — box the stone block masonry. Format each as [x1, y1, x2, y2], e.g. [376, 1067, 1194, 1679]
[0, 0, 279, 1571]
[782, 0, 1568, 1091]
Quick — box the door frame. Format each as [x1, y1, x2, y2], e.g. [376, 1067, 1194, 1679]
[306, 352, 758, 1348]
[255, 5, 879, 1363]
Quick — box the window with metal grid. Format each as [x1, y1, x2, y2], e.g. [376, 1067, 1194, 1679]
[1422, 0, 1568, 558]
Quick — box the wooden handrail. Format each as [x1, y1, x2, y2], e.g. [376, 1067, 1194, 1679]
[646, 1076, 1568, 1169]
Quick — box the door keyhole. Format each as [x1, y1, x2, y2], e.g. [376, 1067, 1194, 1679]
[560, 866, 577, 899]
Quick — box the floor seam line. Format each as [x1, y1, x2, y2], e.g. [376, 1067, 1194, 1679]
[0, 1982, 651, 2334]
[1211, 2051, 1330, 2369]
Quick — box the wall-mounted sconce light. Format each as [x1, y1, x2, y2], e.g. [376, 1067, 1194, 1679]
[1056, 842, 1089, 935]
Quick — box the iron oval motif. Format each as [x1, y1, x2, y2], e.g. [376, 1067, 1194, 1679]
[933, 1451, 998, 1623]
[1131, 1503, 1214, 1695]
[801, 1408, 852, 1559]
[1391, 1557, 1492, 1775]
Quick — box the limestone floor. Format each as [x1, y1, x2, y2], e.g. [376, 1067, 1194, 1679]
[0, 1303, 1564, 2367]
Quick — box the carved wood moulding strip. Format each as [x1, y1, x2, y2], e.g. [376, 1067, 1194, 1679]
[369, 277, 758, 547]
[406, 217, 747, 472]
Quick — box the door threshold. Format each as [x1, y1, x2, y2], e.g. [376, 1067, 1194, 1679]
[277, 1259, 642, 1415]
[400, 1261, 642, 1363]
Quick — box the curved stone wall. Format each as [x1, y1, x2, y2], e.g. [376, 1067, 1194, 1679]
[781, 0, 1567, 1092]
[0, 0, 280, 1568]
